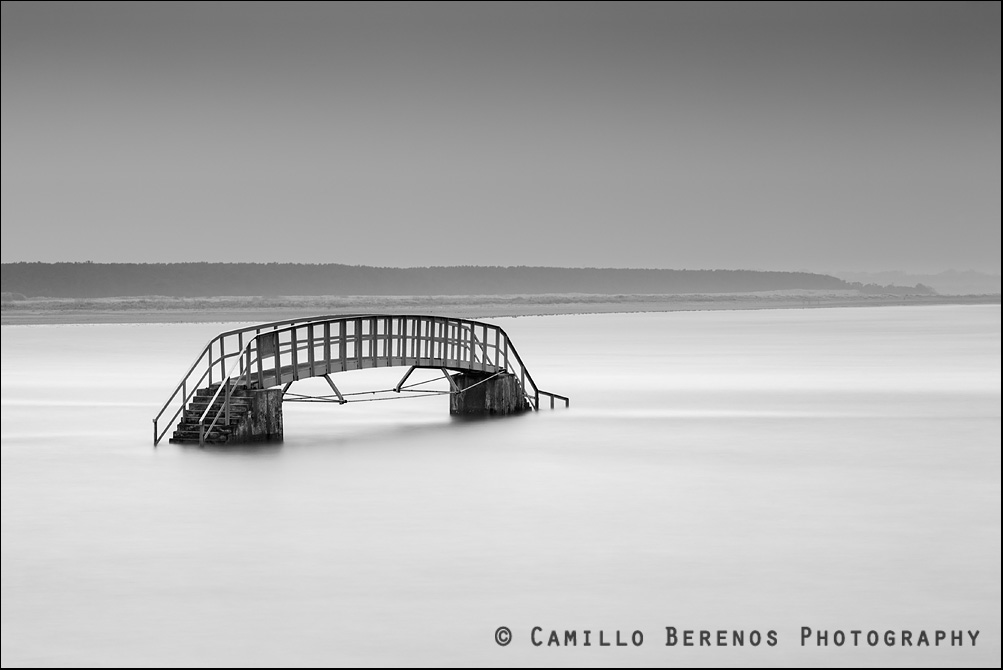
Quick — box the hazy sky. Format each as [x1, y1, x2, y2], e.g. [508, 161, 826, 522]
[2, 2, 999, 272]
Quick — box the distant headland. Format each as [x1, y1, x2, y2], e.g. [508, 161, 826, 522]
[2, 263, 997, 325]
[0, 262, 943, 299]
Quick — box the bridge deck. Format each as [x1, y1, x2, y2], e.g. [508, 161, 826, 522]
[258, 357, 503, 389]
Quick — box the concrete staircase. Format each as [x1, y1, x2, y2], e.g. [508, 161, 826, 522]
[169, 382, 251, 445]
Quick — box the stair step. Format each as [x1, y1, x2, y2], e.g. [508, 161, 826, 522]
[182, 412, 245, 422]
[174, 421, 241, 432]
[189, 392, 251, 400]
[172, 383, 257, 445]
[169, 435, 229, 445]
[175, 424, 240, 434]
[185, 402, 251, 413]
[196, 383, 246, 396]
[181, 409, 243, 417]
[173, 430, 231, 438]
[174, 431, 234, 441]
[187, 397, 252, 406]
[194, 391, 247, 400]
[184, 402, 250, 411]
[174, 421, 240, 431]
[174, 422, 235, 431]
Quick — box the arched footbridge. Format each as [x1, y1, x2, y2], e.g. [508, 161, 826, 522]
[153, 314, 568, 446]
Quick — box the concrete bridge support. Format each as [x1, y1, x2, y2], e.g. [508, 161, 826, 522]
[233, 389, 284, 443]
[449, 372, 531, 416]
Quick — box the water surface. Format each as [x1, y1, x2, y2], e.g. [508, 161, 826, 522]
[2, 306, 999, 666]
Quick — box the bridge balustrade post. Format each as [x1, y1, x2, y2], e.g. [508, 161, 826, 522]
[470, 323, 476, 366]
[461, 321, 467, 365]
[338, 321, 346, 370]
[398, 316, 405, 363]
[308, 324, 316, 378]
[255, 337, 264, 388]
[385, 316, 392, 366]
[481, 324, 488, 372]
[446, 320, 452, 362]
[323, 323, 331, 375]
[427, 318, 435, 361]
[416, 317, 422, 360]
[357, 318, 365, 369]
[427, 318, 433, 361]
[404, 317, 411, 360]
[436, 319, 441, 360]
[431, 318, 437, 361]
[452, 320, 458, 363]
[273, 332, 281, 384]
[366, 318, 372, 364]
[494, 328, 500, 368]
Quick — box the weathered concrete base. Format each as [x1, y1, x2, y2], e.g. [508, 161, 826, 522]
[449, 372, 531, 416]
[233, 389, 284, 442]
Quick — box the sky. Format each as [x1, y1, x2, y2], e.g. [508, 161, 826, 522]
[1, 1, 1000, 272]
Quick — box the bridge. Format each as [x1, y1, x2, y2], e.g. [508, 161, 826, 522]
[153, 314, 568, 446]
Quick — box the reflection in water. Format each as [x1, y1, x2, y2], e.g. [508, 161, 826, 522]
[1, 306, 999, 666]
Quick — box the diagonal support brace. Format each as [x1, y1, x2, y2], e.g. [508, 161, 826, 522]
[441, 368, 460, 393]
[323, 374, 348, 404]
[393, 365, 418, 393]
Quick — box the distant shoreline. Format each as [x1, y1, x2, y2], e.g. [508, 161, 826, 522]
[1, 292, 997, 325]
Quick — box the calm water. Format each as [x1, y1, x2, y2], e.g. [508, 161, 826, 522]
[2, 306, 1000, 667]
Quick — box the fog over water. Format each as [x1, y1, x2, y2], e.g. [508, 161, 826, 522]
[1, 306, 999, 666]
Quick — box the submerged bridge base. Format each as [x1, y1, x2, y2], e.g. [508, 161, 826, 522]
[449, 372, 531, 417]
[237, 389, 284, 443]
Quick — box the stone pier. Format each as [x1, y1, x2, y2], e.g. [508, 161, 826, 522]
[232, 388, 284, 443]
[449, 372, 531, 416]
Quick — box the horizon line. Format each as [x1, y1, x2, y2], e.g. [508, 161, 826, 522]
[2, 261, 1000, 276]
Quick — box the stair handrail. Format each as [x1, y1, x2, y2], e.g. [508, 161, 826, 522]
[198, 336, 259, 446]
